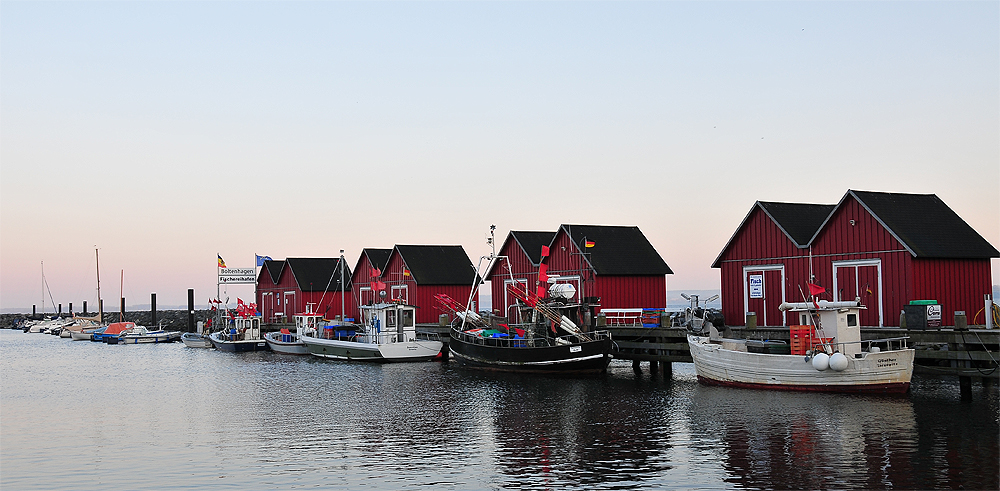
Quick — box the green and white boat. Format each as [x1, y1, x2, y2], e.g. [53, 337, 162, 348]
[300, 302, 443, 362]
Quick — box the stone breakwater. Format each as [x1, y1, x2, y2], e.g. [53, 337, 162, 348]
[1, 310, 214, 330]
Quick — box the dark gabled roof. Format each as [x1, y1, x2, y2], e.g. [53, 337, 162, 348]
[260, 260, 285, 284]
[394, 245, 478, 285]
[834, 190, 999, 259]
[559, 224, 672, 275]
[758, 202, 836, 247]
[712, 200, 836, 268]
[511, 231, 557, 265]
[360, 248, 392, 272]
[285, 257, 352, 292]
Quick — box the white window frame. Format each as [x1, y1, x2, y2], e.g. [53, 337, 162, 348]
[832, 259, 883, 327]
[503, 279, 529, 318]
[390, 284, 408, 303]
[359, 286, 373, 305]
[742, 265, 786, 327]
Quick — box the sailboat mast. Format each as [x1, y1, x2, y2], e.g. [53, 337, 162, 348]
[96, 248, 103, 323]
[340, 250, 345, 322]
[41, 261, 45, 315]
[119, 269, 124, 322]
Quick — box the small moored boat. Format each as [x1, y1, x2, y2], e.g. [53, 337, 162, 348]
[264, 305, 319, 355]
[181, 332, 213, 348]
[301, 302, 443, 361]
[209, 308, 268, 352]
[118, 325, 182, 344]
[688, 299, 914, 394]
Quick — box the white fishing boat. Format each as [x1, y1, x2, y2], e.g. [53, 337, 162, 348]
[264, 305, 316, 355]
[301, 302, 443, 361]
[688, 299, 914, 394]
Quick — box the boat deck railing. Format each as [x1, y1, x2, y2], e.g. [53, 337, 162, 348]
[452, 327, 611, 348]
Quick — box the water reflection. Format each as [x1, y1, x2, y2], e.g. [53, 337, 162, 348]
[2, 331, 997, 490]
[455, 369, 675, 488]
[682, 378, 999, 490]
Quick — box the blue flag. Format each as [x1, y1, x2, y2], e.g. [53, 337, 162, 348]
[256, 255, 272, 266]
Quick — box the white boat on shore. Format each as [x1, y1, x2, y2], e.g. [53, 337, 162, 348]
[688, 300, 914, 394]
[301, 302, 443, 362]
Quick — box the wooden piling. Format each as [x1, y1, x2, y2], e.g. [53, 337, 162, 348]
[187, 289, 195, 332]
[151, 293, 157, 327]
[83, 301, 87, 315]
[960, 376, 973, 401]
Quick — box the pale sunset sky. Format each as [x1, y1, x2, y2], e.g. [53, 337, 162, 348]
[1, 1, 997, 311]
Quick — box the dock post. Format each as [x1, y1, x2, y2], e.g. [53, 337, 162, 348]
[632, 359, 642, 373]
[58, 303, 62, 315]
[120, 297, 125, 320]
[649, 360, 658, 376]
[187, 289, 195, 333]
[663, 361, 673, 377]
[69, 303, 73, 315]
[987, 295, 995, 330]
[32, 305, 36, 316]
[960, 376, 972, 401]
[83, 301, 87, 315]
[151, 293, 157, 327]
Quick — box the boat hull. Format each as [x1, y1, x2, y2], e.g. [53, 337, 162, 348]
[264, 332, 309, 355]
[449, 331, 613, 375]
[209, 332, 269, 352]
[118, 332, 181, 344]
[301, 336, 442, 362]
[181, 333, 213, 348]
[71, 330, 96, 341]
[688, 335, 914, 394]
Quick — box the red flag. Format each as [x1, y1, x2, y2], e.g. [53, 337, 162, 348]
[538, 263, 548, 283]
[540, 245, 549, 258]
[371, 268, 381, 277]
[807, 283, 826, 296]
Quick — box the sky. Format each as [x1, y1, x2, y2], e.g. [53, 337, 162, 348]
[1, 1, 998, 311]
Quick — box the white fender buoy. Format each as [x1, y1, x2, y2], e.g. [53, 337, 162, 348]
[829, 352, 849, 372]
[871, 346, 881, 353]
[812, 352, 830, 371]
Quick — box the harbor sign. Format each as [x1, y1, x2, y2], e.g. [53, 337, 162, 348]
[219, 268, 256, 284]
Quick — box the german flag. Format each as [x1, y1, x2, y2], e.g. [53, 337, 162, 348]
[218, 254, 226, 268]
[584, 240, 595, 248]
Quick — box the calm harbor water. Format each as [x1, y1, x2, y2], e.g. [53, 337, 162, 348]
[2, 329, 997, 490]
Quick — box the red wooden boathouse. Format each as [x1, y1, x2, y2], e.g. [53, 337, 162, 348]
[713, 190, 998, 327]
[256, 257, 354, 323]
[487, 225, 672, 319]
[381, 245, 479, 324]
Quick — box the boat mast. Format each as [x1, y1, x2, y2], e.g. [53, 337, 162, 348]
[41, 261, 45, 315]
[119, 269, 124, 322]
[96, 247, 103, 324]
[340, 250, 345, 322]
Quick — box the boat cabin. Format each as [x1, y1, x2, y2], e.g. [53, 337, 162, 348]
[782, 301, 864, 357]
[294, 303, 325, 338]
[234, 316, 261, 341]
[359, 302, 418, 344]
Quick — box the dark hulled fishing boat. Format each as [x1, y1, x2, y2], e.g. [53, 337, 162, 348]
[445, 226, 613, 375]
